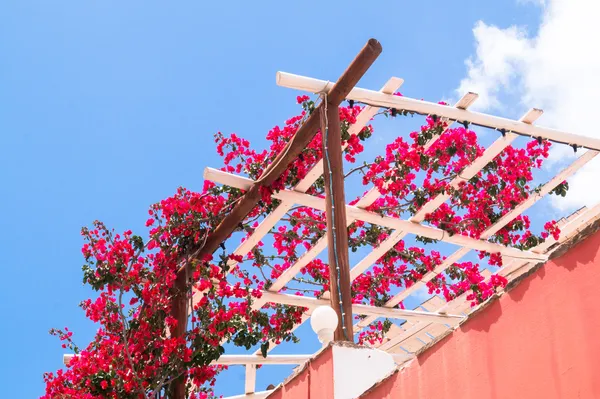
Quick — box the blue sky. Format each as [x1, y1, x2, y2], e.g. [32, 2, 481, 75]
[0, 1, 549, 397]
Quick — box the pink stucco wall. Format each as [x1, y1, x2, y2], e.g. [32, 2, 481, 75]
[362, 229, 600, 399]
[268, 346, 333, 399]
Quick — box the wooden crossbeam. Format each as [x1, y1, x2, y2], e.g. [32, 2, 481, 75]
[215, 354, 312, 365]
[258, 291, 464, 324]
[64, 353, 312, 368]
[204, 168, 548, 262]
[502, 202, 600, 279]
[276, 72, 600, 151]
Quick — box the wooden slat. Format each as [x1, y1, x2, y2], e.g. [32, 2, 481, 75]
[205, 168, 548, 262]
[503, 202, 600, 279]
[258, 290, 464, 324]
[215, 354, 311, 365]
[277, 72, 600, 150]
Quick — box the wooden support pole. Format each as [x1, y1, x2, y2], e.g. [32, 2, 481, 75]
[170, 39, 382, 398]
[170, 272, 188, 398]
[177, 39, 381, 277]
[321, 104, 354, 342]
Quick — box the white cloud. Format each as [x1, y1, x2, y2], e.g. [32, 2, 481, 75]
[457, 0, 600, 211]
[456, 22, 531, 111]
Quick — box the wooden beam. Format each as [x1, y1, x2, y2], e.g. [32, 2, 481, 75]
[64, 353, 310, 367]
[258, 291, 464, 324]
[179, 39, 381, 276]
[321, 101, 353, 342]
[215, 354, 312, 365]
[502, 201, 600, 278]
[204, 168, 548, 262]
[276, 72, 600, 151]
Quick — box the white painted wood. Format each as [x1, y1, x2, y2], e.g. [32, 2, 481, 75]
[248, 93, 480, 364]
[488, 149, 598, 238]
[502, 201, 600, 277]
[258, 291, 464, 323]
[271, 92, 479, 289]
[222, 390, 273, 399]
[355, 145, 596, 332]
[218, 78, 404, 272]
[245, 365, 257, 394]
[63, 354, 73, 366]
[214, 354, 311, 365]
[205, 167, 548, 262]
[63, 353, 310, 367]
[348, 93, 481, 280]
[379, 202, 600, 354]
[276, 72, 600, 150]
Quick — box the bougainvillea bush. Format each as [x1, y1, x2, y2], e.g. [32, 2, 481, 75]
[43, 95, 566, 398]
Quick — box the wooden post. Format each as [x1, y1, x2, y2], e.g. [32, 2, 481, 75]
[170, 39, 381, 398]
[170, 272, 188, 398]
[321, 104, 354, 342]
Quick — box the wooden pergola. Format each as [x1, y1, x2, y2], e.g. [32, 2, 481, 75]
[63, 39, 600, 398]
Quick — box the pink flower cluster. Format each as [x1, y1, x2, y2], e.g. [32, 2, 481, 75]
[44, 96, 566, 396]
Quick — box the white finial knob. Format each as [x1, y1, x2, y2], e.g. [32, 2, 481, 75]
[310, 305, 338, 345]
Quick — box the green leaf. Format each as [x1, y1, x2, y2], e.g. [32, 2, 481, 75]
[260, 341, 270, 358]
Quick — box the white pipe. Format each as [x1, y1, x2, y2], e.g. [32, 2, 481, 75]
[276, 72, 600, 151]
